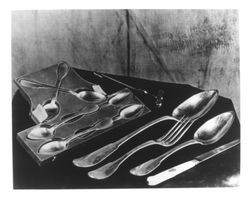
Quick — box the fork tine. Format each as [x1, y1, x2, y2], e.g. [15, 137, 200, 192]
[165, 119, 194, 145]
[159, 116, 187, 141]
[162, 118, 190, 142]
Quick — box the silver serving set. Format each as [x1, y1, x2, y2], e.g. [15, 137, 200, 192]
[15, 61, 240, 186]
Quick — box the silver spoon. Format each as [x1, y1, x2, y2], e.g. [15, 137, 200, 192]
[94, 72, 165, 108]
[88, 111, 234, 180]
[38, 104, 145, 155]
[27, 104, 99, 140]
[42, 61, 70, 121]
[19, 78, 107, 103]
[19, 78, 67, 90]
[129, 111, 235, 177]
[61, 89, 131, 120]
[67, 87, 131, 104]
[19, 77, 133, 106]
[27, 90, 131, 140]
[72, 89, 218, 168]
[68, 88, 107, 103]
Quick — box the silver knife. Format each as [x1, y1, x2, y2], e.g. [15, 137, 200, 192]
[147, 139, 240, 186]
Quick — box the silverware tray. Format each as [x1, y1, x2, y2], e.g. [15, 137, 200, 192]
[14, 64, 151, 166]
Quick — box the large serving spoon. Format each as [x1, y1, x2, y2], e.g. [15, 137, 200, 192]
[38, 104, 145, 155]
[42, 61, 70, 121]
[129, 111, 235, 176]
[73, 89, 218, 168]
[88, 111, 234, 180]
[27, 90, 131, 140]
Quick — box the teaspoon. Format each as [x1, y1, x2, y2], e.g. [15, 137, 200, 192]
[19, 77, 133, 106]
[129, 111, 235, 176]
[38, 104, 145, 155]
[19, 78, 106, 103]
[66, 88, 131, 104]
[42, 61, 70, 121]
[94, 72, 165, 108]
[28, 90, 131, 140]
[27, 104, 99, 140]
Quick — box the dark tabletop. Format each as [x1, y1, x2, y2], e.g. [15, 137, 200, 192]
[12, 68, 240, 189]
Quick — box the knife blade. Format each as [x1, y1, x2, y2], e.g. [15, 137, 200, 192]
[147, 139, 240, 186]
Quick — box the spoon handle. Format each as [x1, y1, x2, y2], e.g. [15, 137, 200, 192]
[19, 79, 70, 93]
[54, 105, 99, 129]
[98, 90, 130, 109]
[52, 61, 70, 101]
[88, 140, 157, 180]
[94, 72, 155, 97]
[66, 128, 96, 145]
[130, 139, 197, 176]
[19, 79, 55, 89]
[72, 115, 178, 168]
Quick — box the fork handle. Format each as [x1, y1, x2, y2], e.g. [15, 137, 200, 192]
[130, 139, 198, 176]
[88, 140, 158, 180]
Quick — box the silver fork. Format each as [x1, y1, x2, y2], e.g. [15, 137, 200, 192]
[87, 116, 195, 180]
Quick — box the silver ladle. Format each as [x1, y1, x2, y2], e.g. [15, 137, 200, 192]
[27, 90, 132, 140]
[72, 89, 218, 168]
[129, 111, 235, 176]
[38, 104, 145, 155]
[42, 61, 70, 121]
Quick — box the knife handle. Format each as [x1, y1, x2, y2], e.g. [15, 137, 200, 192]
[147, 159, 199, 186]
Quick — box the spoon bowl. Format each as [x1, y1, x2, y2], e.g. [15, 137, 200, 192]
[42, 99, 60, 121]
[114, 104, 144, 121]
[38, 139, 67, 155]
[27, 124, 53, 140]
[172, 89, 218, 121]
[107, 91, 131, 106]
[194, 111, 235, 145]
[72, 89, 107, 103]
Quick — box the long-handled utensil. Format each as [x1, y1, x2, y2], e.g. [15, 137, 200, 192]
[73, 89, 218, 169]
[42, 61, 70, 119]
[27, 104, 99, 140]
[130, 111, 235, 176]
[20, 78, 108, 104]
[38, 104, 145, 155]
[94, 72, 165, 108]
[147, 139, 240, 186]
[31, 61, 70, 122]
[27, 90, 132, 140]
[88, 111, 234, 180]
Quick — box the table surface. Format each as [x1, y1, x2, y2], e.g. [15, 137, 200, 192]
[12, 68, 240, 189]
